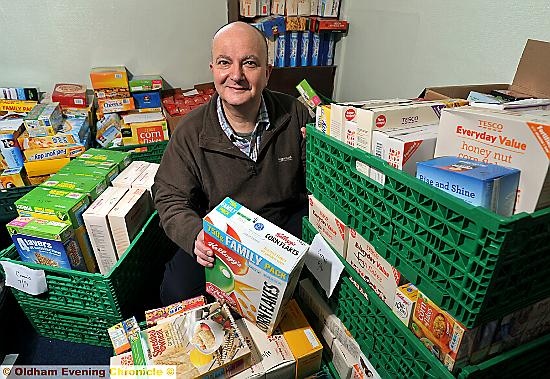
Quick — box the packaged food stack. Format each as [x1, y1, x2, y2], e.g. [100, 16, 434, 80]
[161, 83, 215, 134]
[90, 66, 133, 148]
[246, 1, 348, 68]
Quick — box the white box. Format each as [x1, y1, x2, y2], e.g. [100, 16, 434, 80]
[308, 194, 349, 257]
[297, 0, 310, 15]
[233, 319, 296, 379]
[107, 187, 153, 256]
[131, 162, 159, 198]
[310, 0, 320, 15]
[330, 104, 359, 142]
[286, 0, 299, 15]
[111, 160, 150, 189]
[240, 0, 257, 17]
[370, 124, 438, 185]
[344, 120, 358, 148]
[315, 104, 331, 135]
[271, 0, 286, 15]
[435, 107, 550, 214]
[83, 186, 128, 274]
[333, 340, 353, 379]
[346, 229, 401, 307]
[392, 283, 418, 327]
[203, 197, 309, 335]
[257, 0, 270, 16]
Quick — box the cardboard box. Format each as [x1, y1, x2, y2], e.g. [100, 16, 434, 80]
[417, 156, 521, 216]
[121, 119, 169, 145]
[95, 113, 122, 148]
[308, 194, 348, 257]
[90, 66, 129, 90]
[203, 197, 309, 335]
[52, 84, 87, 108]
[98, 97, 135, 114]
[434, 106, 550, 214]
[271, 0, 286, 15]
[0, 133, 24, 169]
[369, 124, 438, 185]
[23, 145, 86, 162]
[108, 187, 153, 256]
[83, 186, 128, 274]
[129, 75, 163, 93]
[346, 228, 401, 307]
[78, 148, 131, 171]
[279, 299, 323, 378]
[144, 296, 207, 327]
[0, 99, 37, 113]
[131, 91, 161, 109]
[18, 117, 90, 150]
[315, 104, 331, 135]
[233, 318, 296, 379]
[332, 339, 354, 379]
[24, 157, 70, 177]
[131, 162, 159, 197]
[240, 0, 257, 17]
[111, 161, 151, 189]
[41, 172, 108, 202]
[142, 302, 252, 378]
[392, 283, 419, 326]
[23, 102, 64, 137]
[0, 167, 28, 188]
[59, 159, 120, 185]
[422, 40, 550, 101]
[7, 216, 86, 271]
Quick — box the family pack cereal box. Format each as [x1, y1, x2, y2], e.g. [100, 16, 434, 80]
[142, 302, 252, 378]
[7, 216, 87, 271]
[203, 198, 309, 335]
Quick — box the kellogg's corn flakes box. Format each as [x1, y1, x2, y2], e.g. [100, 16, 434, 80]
[203, 197, 309, 335]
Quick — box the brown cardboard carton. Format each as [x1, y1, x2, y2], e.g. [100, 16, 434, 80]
[421, 39, 550, 101]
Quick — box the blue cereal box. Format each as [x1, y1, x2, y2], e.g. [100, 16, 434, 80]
[416, 156, 520, 216]
[300, 31, 312, 66]
[131, 91, 161, 109]
[7, 216, 87, 271]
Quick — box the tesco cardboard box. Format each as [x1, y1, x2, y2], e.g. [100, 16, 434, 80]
[421, 39, 550, 101]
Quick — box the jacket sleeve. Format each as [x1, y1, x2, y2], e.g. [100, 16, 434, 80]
[296, 100, 313, 176]
[152, 129, 204, 256]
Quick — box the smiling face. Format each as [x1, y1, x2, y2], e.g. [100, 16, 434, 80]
[210, 22, 272, 112]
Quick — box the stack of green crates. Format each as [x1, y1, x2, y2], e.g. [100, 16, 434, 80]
[110, 140, 168, 164]
[0, 143, 173, 347]
[304, 124, 550, 378]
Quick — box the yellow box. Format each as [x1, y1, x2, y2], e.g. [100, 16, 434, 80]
[0, 99, 37, 113]
[23, 145, 86, 161]
[24, 157, 70, 177]
[279, 299, 323, 378]
[121, 120, 169, 145]
[90, 66, 129, 90]
[98, 97, 135, 114]
[0, 167, 28, 188]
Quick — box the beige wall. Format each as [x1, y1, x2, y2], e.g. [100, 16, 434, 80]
[335, 0, 550, 101]
[0, 1, 227, 92]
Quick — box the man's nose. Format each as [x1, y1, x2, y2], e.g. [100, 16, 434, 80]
[229, 64, 244, 81]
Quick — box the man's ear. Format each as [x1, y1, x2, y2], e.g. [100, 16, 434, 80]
[209, 62, 214, 71]
[265, 64, 273, 80]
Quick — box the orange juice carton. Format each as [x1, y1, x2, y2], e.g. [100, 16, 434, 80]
[279, 299, 323, 378]
[203, 197, 309, 335]
[233, 318, 296, 379]
[141, 302, 252, 378]
[7, 216, 87, 271]
[144, 295, 207, 327]
[0, 167, 28, 188]
[107, 187, 153, 257]
[308, 194, 348, 258]
[392, 283, 418, 326]
[89, 66, 129, 90]
[369, 124, 438, 184]
[346, 229, 401, 307]
[82, 186, 128, 274]
[23, 102, 64, 137]
[111, 161, 151, 189]
[411, 292, 477, 372]
[435, 106, 550, 213]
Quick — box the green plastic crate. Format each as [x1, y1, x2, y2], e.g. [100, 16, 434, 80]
[110, 141, 168, 164]
[0, 186, 36, 224]
[0, 211, 175, 347]
[305, 124, 550, 328]
[302, 217, 550, 379]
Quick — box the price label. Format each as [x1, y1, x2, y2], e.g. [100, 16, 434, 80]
[305, 233, 344, 298]
[0, 261, 47, 295]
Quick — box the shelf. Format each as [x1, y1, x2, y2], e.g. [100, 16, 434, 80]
[268, 65, 336, 98]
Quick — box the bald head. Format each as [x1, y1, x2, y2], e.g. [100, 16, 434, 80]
[212, 21, 269, 65]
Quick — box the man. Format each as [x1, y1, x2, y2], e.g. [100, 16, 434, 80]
[153, 21, 311, 305]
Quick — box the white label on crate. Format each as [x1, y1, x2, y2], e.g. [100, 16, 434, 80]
[0, 261, 47, 295]
[305, 233, 344, 297]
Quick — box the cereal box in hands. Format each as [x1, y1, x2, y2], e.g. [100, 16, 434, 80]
[203, 197, 309, 336]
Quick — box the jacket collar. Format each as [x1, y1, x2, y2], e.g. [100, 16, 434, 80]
[199, 89, 291, 158]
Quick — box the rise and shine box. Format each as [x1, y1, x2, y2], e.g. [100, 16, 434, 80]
[203, 198, 309, 336]
[417, 156, 520, 217]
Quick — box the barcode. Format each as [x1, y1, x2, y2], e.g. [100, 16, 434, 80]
[374, 142, 383, 158]
[304, 328, 320, 348]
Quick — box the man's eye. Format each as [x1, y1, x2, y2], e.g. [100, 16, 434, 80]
[244, 61, 258, 67]
[217, 60, 230, 66]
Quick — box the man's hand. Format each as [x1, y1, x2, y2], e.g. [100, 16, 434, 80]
[194, 230, 214, 267]
[301, 126, 306, 139]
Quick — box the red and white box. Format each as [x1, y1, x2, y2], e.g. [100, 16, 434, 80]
[308, 194, 349, 258]
[52, 83, 87, 108]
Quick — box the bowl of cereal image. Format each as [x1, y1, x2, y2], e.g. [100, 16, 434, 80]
[190, 319, 224, 354]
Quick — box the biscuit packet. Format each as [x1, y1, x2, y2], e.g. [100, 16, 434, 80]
[145, 295, 207, 327]
[141, 302, 252, 378]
